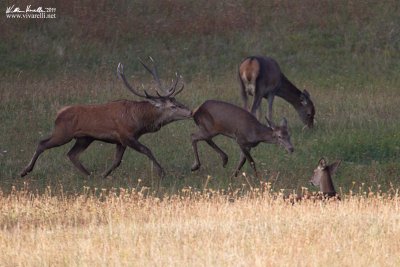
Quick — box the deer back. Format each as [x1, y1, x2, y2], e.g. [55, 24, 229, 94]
[193, 100, 262, 138]
[193, 100, 293, 153]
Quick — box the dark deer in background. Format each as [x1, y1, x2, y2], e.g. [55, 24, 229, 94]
[190, 100, 294, 177]
[309, 158, 341, 199]
[20, 58, 191, 179]
[239, 56, 315, 128]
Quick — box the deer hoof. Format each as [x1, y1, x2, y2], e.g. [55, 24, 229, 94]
[222, 156, 228, 168]
[157, 169, 166, 180]
[191, 163, 200, 172]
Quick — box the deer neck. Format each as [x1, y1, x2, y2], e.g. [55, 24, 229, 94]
[320, 174, 336, 195]
[276, 75, 303, 109]
[256, 125, 275, 143]
[131, 102, 164, 132]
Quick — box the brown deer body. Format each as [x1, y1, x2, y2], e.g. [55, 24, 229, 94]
[190, 100, 293, 177]
[20, 59, 191, 178]
[309, 158, 341, 199]
[239, 56, 315, 128]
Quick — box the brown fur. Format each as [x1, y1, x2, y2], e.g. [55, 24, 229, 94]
[21, 60, 191, 179]
[21, 99, 191, 179]
[238, 56, 315, 128]
[191, 100, 293, 178]
[239, 58, 260, 96]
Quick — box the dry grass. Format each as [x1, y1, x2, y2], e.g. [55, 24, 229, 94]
[1, 185, 399, 266]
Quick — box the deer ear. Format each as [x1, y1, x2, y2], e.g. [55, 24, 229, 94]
[303, 89, 310, 98]
[280, 117, 288, 128]
[265, 117, 275, 129]
[318, 158, 327, 169]
[147, 99, 162, 108]
[328, 160, 341, 176]
[300, 94, 308, 106]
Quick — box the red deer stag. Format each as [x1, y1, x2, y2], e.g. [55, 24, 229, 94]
[309, 158, 341, 199]
[190, 100, 294, 177]
[239, 56, 315, 128]
[20, 58, 191, 179]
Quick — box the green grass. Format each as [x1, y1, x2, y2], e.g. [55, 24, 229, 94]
[1, 74, 399, 194]
[1, 0, 399, 194]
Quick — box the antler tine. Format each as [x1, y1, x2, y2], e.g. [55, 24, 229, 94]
[170, 73, 180, 92]
[162, 73, 180, 98]
[171, 74, 185, 97]
[136, 57, 184, 98]
[173, 83, 185, 97]
[117, 62, 124, 78]
[117, 62, 148, 98]
[141, 83, 157, 99]
[144, 90, 152, 98]
[139, 57, 163, 92]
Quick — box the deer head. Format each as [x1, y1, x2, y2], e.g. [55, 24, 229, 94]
[266, 117, 294, 153]
[117, 57, 192, 121]
[298, 89, 315, 128]
[310, 158, 341, 195]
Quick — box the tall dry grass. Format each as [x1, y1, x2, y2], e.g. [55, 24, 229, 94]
[0, 185, 399, 266]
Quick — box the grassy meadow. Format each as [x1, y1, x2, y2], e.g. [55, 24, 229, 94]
[1, 0, 400, 265]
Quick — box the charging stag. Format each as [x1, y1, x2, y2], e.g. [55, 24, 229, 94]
[20, 58, 191, 179]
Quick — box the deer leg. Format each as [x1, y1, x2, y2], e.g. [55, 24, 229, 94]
[101, 144, 126, 178]
[67, 137, 94, 176]
[239, 77, 249, 111]
[266, 93, 275, 122]
[128, 139, 165, 179]
[240, 147, 259, 178]
[256, 102, 263, 122]
[191, 129, 217, 171]
[232, 152, 246, 177]
[190, 131, 203, 171]
[20, 135, 72, 177]
[205, 140, 228, 168]
[250, 92, 263, 120]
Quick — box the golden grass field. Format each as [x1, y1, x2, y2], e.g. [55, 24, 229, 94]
[1, 185, 399, 266]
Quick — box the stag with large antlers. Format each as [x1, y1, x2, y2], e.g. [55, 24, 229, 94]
[20, 58, 191, 179]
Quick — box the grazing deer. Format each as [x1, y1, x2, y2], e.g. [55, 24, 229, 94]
[238, 56, 315, 128]
[309, 158, 341, 199]
[20, 58, 191, 179]
[190, 100, 294, 177]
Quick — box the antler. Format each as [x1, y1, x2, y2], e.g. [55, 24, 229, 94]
[162, 73, 184, 98]
[139, 56, 163, 94]
[139, 57, 185, 98]
[118, 58, 185, 99]
[117, 63, 156, 99]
